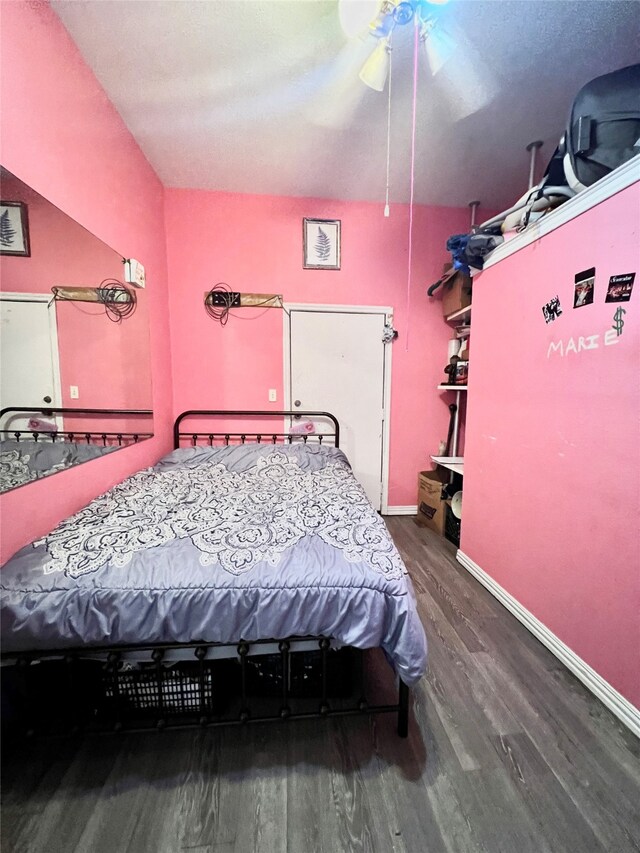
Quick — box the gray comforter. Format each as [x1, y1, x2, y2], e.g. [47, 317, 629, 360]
[0, 444, 427, 685]
[0, 439, 119, 492]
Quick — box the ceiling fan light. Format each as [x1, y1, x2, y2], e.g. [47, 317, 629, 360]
[359, 39, 391, 91]
[422, 20, 454, 76]
[423, 33, 443, 75]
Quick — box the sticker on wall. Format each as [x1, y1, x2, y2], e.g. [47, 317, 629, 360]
[573, 267, 595, 308]
[542, 296, 563, 324]
[605, 273, 635, 303]
[612, 306, 626, 337]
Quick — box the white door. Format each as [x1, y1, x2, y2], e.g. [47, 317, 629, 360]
[288, 308, 388, 510]
[0, 297, 61, 432]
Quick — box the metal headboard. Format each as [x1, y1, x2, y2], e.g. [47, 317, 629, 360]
[0, 407, 153, 446]
[173, 410, 340, 449]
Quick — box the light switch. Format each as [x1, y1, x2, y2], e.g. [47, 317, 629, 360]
[268, 389, 277, 402]
[70, 385, 79, 399]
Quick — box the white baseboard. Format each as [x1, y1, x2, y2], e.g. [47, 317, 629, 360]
[385, 506, 417, 516]
[456, 550, 640, 739]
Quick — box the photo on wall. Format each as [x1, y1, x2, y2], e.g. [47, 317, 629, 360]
[574, 267, 595, 308]
[605, 272, 635, 303]
[303, 218, 341, 270]
[542, 295, 562, 323]
[0, 201, 30, 257]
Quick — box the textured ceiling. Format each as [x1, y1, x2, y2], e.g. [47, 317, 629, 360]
[52, 0, 639, 209]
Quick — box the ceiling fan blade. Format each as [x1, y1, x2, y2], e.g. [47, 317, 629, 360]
[304, 34, 378, 128]
[423, 20, 499, 119]
[338, 0, 382, 39]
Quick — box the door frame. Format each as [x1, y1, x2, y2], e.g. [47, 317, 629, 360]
[283, 302, 393, 514]
[0, 292, 63, 423]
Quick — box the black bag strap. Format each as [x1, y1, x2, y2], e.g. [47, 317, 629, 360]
[520, 146, 565, 229]
[577, 145, 640, 172]
[572, 111, 640, 161]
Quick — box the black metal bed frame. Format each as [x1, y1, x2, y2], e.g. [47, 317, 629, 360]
[1, 409, 410, 738]
[0, 406, 153, 446]
[6, 638, 409, 737]
[173, 408, 340, 449]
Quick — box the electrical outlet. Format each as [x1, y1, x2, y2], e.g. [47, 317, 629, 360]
[268, 389, 277, 402]
[123, 258, 146, 289]
[70, 385, 79, 399]
[208, 291, 241, 306]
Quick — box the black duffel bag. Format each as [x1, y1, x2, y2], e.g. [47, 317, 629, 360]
[563, 63, 640, 192]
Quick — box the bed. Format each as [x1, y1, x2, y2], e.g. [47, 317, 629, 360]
[0, 410, 427, 736]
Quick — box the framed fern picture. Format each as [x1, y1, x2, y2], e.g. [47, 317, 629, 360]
[0, 201, 30, 257]
[303, 218, 340, 270]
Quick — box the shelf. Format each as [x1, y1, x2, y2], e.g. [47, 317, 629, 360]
[431, 456, 464, 475]
[445, 305, 471, 323]
[438, 384, 467, 391]
[483, 155, 640, 271]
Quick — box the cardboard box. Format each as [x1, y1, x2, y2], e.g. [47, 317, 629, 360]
[442, 271, 472, 318]
[416, 469, 449, 534]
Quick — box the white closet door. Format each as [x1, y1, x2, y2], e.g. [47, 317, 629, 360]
[289, 309, 386, 510]
[0, 298, 60, 431]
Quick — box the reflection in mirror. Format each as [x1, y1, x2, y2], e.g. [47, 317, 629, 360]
[0, 168, 153, 493]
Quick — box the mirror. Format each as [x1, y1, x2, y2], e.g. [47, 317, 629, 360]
[0, 168, 153, 493]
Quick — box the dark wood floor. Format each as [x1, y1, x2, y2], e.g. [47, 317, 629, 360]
[2, 518, 639, 853]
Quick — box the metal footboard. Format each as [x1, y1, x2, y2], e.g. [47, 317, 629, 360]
[2, 637, 410, 738]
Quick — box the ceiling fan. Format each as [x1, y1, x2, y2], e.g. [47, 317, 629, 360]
[345, 0, 452, 92]
[307, 1, 497, 347]
[308, 0, 496, 128]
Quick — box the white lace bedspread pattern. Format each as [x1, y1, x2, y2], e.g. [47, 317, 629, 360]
[37, 451, 405, 580]
[0, 449, 67, 491]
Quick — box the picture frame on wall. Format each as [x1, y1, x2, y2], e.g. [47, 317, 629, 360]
[0, 201, 30, 257]
[303, 218, 340, 270]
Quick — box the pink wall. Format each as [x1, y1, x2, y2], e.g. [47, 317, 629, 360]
[0, 0, 634, 724]
[461, 183, 640, 706]
[0, 172, 152, 431]
[165, 189, 483, 506]
[0, 0, 172, 562]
